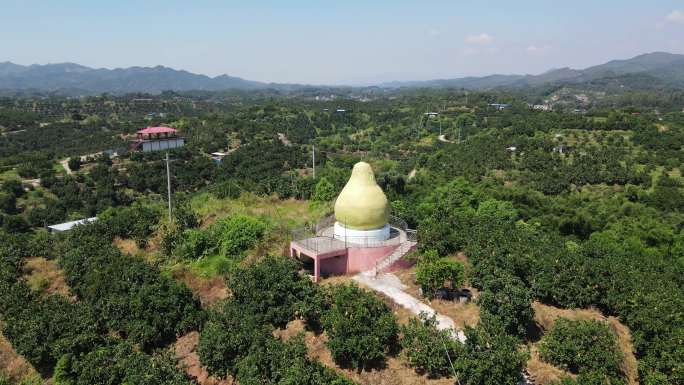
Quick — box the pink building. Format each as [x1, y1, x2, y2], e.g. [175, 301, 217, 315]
[290, 215, 417, 282]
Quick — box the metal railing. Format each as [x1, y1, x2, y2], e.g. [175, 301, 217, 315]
[291, 213, 417, 254]
[373, 238, 417, 277]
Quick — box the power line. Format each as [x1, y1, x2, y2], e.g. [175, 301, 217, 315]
[439, 330, 462, 385]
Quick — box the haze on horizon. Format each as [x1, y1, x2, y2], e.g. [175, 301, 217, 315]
[2, 0, 684, 85]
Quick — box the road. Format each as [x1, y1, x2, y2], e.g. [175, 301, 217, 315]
[59, 158, 73, 175]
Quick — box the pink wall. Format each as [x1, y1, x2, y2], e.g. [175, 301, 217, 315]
[320, 254, 348, 275]
[346, 245, 398, 272]
[318, 244, 399, 276]
[291, 241, 405, 280]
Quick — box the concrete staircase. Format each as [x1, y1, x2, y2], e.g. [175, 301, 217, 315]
[372, 240, 417, 276]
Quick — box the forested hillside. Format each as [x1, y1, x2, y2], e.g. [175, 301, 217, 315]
[0, 88, 682, 385]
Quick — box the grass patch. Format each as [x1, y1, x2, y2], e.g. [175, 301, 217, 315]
[190, 192, 331, 261]
[191, 192, 329, 229]
[0, 168, 18, 182]
[22, 257, 74, 300]
[188, 254, 239, 278]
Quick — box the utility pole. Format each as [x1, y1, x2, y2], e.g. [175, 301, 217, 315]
[165, 152, 172, 224]
[312, 145, 316, 179]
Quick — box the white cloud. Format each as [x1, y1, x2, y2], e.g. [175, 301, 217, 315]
[666, 10, 684, 24]
[465, 33, 493, 45]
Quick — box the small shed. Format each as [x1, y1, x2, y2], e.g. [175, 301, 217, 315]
[211, 151, 230, 164]
[47, 217, 98, 233]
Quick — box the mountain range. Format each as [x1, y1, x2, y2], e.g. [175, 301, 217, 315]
[1, 52, 683, 95]
[380, 52, 684, 89]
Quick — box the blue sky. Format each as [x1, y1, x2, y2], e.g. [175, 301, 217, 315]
[1, 0, 684, 84]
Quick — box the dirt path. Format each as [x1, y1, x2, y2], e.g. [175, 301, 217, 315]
[59, 158, 72, 175]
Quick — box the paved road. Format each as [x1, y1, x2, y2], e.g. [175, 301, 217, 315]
[354, 271, 467, 342]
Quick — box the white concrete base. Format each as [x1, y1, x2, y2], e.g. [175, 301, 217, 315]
[333, 222, 390, 245]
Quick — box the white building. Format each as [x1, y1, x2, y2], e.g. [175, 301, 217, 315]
[47, 217, 98, 233]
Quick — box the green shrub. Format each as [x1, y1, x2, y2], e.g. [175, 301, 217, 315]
[321, 283, 398, 369]
[99, 203, 160, 246]
[59, 231, 204, 350]
[67, 158, 81, 171]
[177, 228, 212, 260]
[235, 334, 356, 385]
[455, 324, 529, 385]
[539, 318, 624, 381]
[312, 177, 336, 202]
[53, 343, 192, 385]
[173, 201, 198, 230]
[0, 192, 17, 214]
[198, 301, 270, 378]
[415, 258, 465, 299]
[227, 256, 315, 327]
[400, 312, 462, 378]
[210, 214, 266, 258]
[478, 274, 534, 339]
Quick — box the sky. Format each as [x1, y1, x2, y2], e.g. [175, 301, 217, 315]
[1, 0, 684, 85]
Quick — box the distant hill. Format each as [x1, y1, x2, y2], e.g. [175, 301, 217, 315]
[0, 62, 290, 94]
[1, 52, 684, 95]
[381, 52, 684, 90]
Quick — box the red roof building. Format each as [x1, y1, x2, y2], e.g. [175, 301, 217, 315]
[131, 126, 184, 152]
[137, 126, 177, 137]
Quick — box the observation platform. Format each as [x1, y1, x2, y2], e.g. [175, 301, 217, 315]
[290, 215, 416, 282]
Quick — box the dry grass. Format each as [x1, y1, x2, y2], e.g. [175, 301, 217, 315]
[22, 257, 73, 300]
[276, 320, 455, 385]
[393, 260, 480, 329]
[526, 344, 575, 385]
[171, 266, 229, 307]
[608, 317, 639, 385]
[174, 332, 231, 385]
[530, 302, 639, 385]
[532, 301, 605, 332]
[0, 332, 38, 382]
[113, 237, 140, 255]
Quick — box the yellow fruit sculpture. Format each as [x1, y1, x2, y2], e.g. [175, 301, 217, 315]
[334, 162, 389, 230]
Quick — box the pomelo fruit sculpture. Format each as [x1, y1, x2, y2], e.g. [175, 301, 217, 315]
[333, 162, 390, 243]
